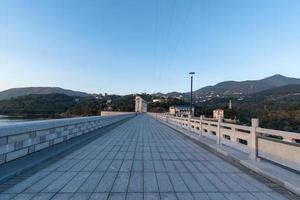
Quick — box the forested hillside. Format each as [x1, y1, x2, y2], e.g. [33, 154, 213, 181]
[0, 93, 78, 117]
[0, 85, 299, 132]
[195, 85, 300, 132]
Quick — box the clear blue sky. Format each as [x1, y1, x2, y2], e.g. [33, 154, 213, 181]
[1, 0, 300, 94]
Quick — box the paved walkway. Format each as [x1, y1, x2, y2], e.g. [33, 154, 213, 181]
[0, 115, 292, 200]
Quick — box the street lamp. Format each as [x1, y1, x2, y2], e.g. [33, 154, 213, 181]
[189, 72, 195, 116]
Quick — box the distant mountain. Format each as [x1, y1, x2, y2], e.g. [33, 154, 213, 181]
[194, 84, 300, 132]
[156, 74, 300, 99]
[0, 87, 90, 100]
[251, 84, 300, 98]
[192, 74, 300, 97]
[151, 92, 166, 97]
[166, 91, 184, 97]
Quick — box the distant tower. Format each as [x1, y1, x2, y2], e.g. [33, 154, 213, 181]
[135, 96, 147, 113]
[229, 99, 232, 109]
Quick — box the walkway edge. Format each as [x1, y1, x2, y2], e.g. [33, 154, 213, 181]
[157, 119, 300, 196]
[0, 116, 134, 185]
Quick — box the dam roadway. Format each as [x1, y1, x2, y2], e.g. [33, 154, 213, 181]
[0, 114, 295, 200]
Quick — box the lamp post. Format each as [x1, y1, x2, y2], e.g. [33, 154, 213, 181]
[189, 72, 195, 116]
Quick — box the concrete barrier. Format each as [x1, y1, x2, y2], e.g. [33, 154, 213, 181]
[101, 111, 135, 116]
[0, 114, 134, 165]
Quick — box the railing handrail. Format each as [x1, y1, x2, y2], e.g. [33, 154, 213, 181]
[158, 113, 299, 140]
[257, 127, 300, 140]
[150, 112, 300, 172]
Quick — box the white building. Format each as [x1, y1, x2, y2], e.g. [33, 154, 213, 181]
[213, 109, 224, 119]
[169, 105, 194, 117]
[152, 98, 164, 103]
[152, 99, 160, 103]
[135, 96, 147, 113]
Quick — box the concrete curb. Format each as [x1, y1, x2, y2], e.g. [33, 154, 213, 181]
[159, 120, 300, 197]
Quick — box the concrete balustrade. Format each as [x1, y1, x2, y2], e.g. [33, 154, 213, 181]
[0, 113, 134, 165]
[150, 113, 300, 172]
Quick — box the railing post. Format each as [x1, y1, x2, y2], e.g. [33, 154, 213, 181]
[217, 117, 222, 144]
[181, 117, 184, 128]
[250, 118, 259, 160]
[282, 136, 293, 142]
[231, 128, 236, 143]
[188, 114, 191, 132]
[199, 115, 203, 136]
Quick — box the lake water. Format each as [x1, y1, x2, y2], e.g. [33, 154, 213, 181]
[0, 115, 31, 126]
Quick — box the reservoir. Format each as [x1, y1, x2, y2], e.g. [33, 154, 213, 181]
[0, 115, 31, 126]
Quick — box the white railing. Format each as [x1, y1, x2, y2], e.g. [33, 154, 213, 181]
[149, 113, 300, 172]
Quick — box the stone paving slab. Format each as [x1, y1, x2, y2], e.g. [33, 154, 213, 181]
[159, 117, 300, 197]
[0, 114, 297, 200]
